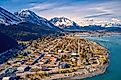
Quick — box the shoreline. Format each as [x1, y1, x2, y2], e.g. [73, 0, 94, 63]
[71, 64, 108, 80]
[16, 64, 108, 80]
[41, 64, 108, 80]
[0, 34, 109, 80]
[41, 36, 109, 80]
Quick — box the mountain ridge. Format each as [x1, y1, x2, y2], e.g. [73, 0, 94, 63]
[0, 7, 21, 25]
[0, 7, 121, 36]
[0, 7, 62, 41]
[50, 17, 81, 31]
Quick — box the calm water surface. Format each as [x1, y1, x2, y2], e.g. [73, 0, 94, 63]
[82, 34, 121, 80]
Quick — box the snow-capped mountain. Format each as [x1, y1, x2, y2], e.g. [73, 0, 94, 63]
[0, 7, 61, 31]
[104, 18, 121, 27]
[14, 9, 47, 24]
[14, 9, 61, 30]
[0, 7, 21, 25]
[78, 18, 121, 27]
[1, 6, 121, 33]
[50, 17, 81, 31]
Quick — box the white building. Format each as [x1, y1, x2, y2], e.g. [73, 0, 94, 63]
[2, 77, 11, 80]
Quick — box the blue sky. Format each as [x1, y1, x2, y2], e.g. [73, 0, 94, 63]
[0, 0, 121, 22]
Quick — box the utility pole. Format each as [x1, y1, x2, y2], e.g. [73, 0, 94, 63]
[78, 39, 81, 66]
[78, 39, 80, 55]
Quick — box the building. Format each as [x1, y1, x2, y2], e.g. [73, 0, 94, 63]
[2, 77, 10, 80]
[71, 53, 79, 57]
[2, 76, 20, 80]
[17, 65, 30, 73]
[59, 62, 71, 69]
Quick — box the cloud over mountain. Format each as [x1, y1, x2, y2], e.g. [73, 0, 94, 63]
[1, 0, 121, 22]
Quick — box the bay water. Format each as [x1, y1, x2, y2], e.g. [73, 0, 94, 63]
[82, 34, 121, 80]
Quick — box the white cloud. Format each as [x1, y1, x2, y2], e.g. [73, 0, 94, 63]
[27, 0, 121, 22]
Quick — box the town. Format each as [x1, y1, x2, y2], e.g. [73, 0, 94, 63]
[0, 34, 108, 80]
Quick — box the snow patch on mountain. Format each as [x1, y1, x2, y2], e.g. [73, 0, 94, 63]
[14, 9, 55, 28]
[50, 17, 74, 28]
[0, 7, 21, 25]
[50, 17, 80, 31]
[78, 18, 121, 27]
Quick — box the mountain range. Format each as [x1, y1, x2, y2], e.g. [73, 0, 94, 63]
[50, 17, 81, 31]
[78, 18, 121, 27]
[0, 7, 121, 53]
[0, 6, 121, 41]
[0, 7, 62, 41]
[0, 7, 21, 25]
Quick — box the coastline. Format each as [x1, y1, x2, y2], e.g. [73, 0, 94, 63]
[42, 36, 109, 80]
[42, 64, 108, 80]
[0, 34, 109, 80]
[39, 64, 108, 80]
[71, 64, 108, 80]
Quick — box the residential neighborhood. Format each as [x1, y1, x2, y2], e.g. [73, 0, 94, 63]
[0, 35, 108, 80]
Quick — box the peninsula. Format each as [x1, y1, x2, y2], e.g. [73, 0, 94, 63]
[0, 34, 109, 80]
